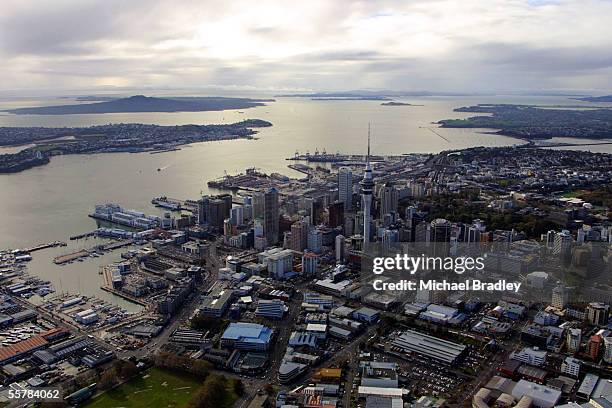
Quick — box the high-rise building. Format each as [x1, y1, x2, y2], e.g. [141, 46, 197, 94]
[338, 167, 353, 210]
[252, 192, 265, 220]
[378, 183, 399, 217]
[604, 336, 612, 364]
[335, 234, 346, 263]
[230, 206, 244, 226]
[223, 218, 232, 237]
[310, 197, 324, 225]
[431, 218, 452, 242]
[360, 125, 374, 246]
[264, 188, 279, 245]
[382, 229, 399, 249]
[587, 335, 602, 361]
[197, 196, 209, 225]
[427, 218, 451, 256]
[567, 328, 582, 353]
[208, 195, 232, 230]
[415, 221, 431, 244]
[302, 251, 319, 275]
[254, 218, 264, 238]
[552, 283, 567, 309]
[553, 230, 573, 260]
[290, 220, 308, 252]
[328, 201, 344, 228]
[467, 219, 487, 243]
[587, 302, 610, 326]
[308, 228, 323, 253]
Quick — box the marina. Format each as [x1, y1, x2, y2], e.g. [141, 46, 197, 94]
[53, 239, 135, 265]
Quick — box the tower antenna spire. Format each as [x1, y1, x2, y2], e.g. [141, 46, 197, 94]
[367, 122, 371, 162]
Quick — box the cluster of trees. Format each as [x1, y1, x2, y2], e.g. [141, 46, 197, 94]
[574, 186, 612, 207]
[420, 194, 557, 238]
[190, 314, 228, 333]
[154, 352, 213, 377]
[186, 375, 245, 408]
[98, 359, 140, 390]
[153, 352, 245, 408]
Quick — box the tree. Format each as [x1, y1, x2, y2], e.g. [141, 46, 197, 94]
[98, 369, 118, 390]
[116, 359, 139, 379]
[232, 379, 245, 397]
[187, 374, 228, 408]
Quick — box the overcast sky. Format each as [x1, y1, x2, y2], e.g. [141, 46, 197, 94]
[1, 0, 612, 94]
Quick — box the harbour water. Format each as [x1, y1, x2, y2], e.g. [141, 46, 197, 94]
[1, 94, 610, 307]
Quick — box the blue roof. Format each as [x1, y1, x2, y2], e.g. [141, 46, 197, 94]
[222, 322, 272, 344]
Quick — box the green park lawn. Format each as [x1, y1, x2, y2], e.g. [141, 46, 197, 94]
[84, 368, 203, 408]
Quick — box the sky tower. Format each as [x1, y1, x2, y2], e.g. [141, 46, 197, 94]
[360, 124, 374, 246]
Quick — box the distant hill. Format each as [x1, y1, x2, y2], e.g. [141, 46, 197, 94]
[381, 101, 422, 106]
[574, 95, 612, 102]
[6, 95, 275, 115]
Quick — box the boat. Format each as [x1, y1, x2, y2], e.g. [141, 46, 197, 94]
[36, 287, 53, 297]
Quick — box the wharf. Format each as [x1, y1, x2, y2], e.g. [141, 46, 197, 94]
[53, 250, 89, 264]
[287, 151, 389, 163]
[101, 266, 148, 306]
[151, 196, 197, 212]
[101, 239, 133, 251]
[70, 231, 98, 240]
[20, 241, 67, 253]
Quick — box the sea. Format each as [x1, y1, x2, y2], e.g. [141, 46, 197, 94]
[0, 94, 610, 309]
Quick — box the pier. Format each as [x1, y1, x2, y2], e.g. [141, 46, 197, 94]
[19, 241, 67, 253]
[53, 250, 89, 264]
[286, 150, 389, 163]
[53, 239, 134, 264]
[288, 163, 312, 175]
[101, 239, 133, 251]
[151, 196, 197, 212]
[69, 231, 98, 240]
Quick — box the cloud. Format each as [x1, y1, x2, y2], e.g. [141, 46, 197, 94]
[0, 0, 611, 93]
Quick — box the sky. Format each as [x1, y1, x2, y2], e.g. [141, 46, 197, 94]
[1, 0, 612, 95]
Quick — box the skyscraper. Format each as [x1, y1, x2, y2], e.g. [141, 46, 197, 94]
[338, 167, 353, 210]
[264, 187, 280, 245]
[378, 183, 398, 217]
[360, 125, 374, 246]
[252, 192, 265, 220]
[197, 196, 209, 225]
[307, 228, 323, 253]
[290, 219, 308, 252]
[335, 234, 346, 263]
[328, 201, 344, 228]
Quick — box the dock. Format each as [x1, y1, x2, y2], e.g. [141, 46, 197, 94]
[288, 164, 312, 175]
[20, 241, 67, 253]
[286, 151, 388, 163]
[151, 196, 197, 212]
[69, 231, 98, 240]
[100, 266, 148, 306]
[53, 250, 89, 264]
[101, 239, 134, 251]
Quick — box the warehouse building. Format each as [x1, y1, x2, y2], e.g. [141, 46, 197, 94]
[391, 329, 467, 364]
[221, 322, 273, 351]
